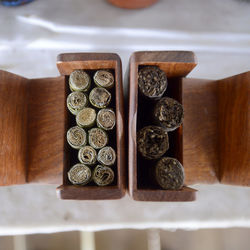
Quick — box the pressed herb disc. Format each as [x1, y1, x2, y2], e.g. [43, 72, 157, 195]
[155, 157, 184, 190]
[138, 66, 167, 99]
[154, 97, 184, 131]
[137, 126, 169, 160]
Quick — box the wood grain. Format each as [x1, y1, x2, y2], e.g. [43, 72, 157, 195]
[129, 51, 197, 201]
[0, 70, 28, 186]
[56, 53, 126, 200]
[218, 72, 250, 186]
[27, 76, 65, 184]
[107, 0, 158, 9]
[132, 187, 196, 202]
[183, 78, 219, 184]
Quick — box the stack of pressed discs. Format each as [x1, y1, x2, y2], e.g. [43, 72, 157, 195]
[137, 66, 185, 190]
[66, 69, 116, 187]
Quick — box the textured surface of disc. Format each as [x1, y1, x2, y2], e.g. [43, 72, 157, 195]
[94, 70, 114, 88]
[97, 146, 116, 166]
[76, 107, 96, 128]
[154, 97, 184, 131]
[97, 108, 116, 130]
[69, 69, 91, 92]
[67, 91, 87, 115]
[138, 66, 167, 99]
[155, 157, 184, 190]
[88, 128, 108, 149]
[137, 126, 169, 160]
[89, 87, 111, 108]
[93, 165, 114, 186]
[68, 163, 91, 185]
[67, 126, 87, 149]
[78, 146, 97, 165]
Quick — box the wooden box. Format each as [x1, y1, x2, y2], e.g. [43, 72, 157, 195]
[0, 51, 249, 200]
[0, 53, 126, 200]
[56, 53, 126, 200]
[128, 51, 197, 201]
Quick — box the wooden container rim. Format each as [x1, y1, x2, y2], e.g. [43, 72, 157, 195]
[56, 52, 126, 200]
[128, 51, 197, 202]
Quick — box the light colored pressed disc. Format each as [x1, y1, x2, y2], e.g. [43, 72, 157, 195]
[76, 107, 96, 128]
[67, 91, 87, 115]
[97, 146, 116, 166]
[78, 146, 97, 165]
[68, 163, 91, 185]
[89, 87, 111, 108]
[93, 165, 114, 186]
[67, 126, 87, 149]
[69, 69, 91, 92]
[97, 109, 116, 130]
[88, 128, 108, 149]
[93, 70, 114, 88]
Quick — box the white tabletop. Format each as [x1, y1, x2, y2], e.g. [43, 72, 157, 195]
[0, 0, 250, 235]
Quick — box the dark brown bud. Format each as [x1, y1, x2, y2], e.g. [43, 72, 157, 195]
[154, 97, 184, 131]
[137, 126, 169, 160]
[138, 66, 167, 99]
[155, 157, 184, 190]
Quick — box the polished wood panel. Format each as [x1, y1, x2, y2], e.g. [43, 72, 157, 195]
[218, 72, 250, 186]
[0, 70, 28, 186]
[27, 76, 65, 184]
[183, 78, 219, 184]
[129, 51, 197, 201]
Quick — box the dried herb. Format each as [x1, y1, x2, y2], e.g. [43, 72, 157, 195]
[67, 126, 87, 149]
[88, 127, 108, 149]
[154, 97, 184, 131]
[68, 163, 91, 185]
[137, 126, 169, 160]
[76, 107, 96, 128]
[69, 70, 91, 92]
[89, 87, 111, 108]
[97, 146, 116, 166]
[97, 108, 116, 131]
[67, 91, 88, 115]
[138, 66, 167, 99]
[155, 157, 184, 190]
[78, 146, 97, 165]
[94, 70, 114, 89]
[93, 165, 114, 186]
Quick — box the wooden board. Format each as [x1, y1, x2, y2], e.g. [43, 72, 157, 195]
[56, 53, 126, 200]
[27, 76, 65, 184]
[218, 72, 250, 186]
[183, 78, 219, 185]
[0, 70, 28, 186]
[128, 51, 197, 201]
